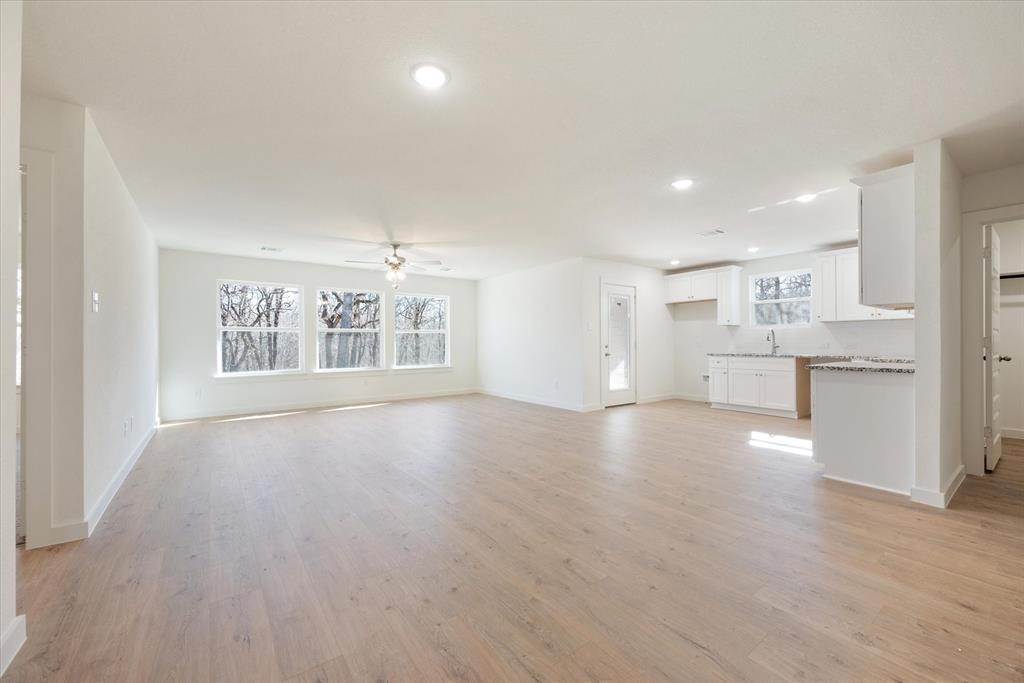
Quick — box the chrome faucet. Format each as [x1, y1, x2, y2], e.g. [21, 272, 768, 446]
[767, 328, 779, 355]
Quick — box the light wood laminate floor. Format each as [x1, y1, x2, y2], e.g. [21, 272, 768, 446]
[6, 396, 1023, 682]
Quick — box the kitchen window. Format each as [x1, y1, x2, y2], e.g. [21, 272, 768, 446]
[394, 294, 449, 368]
[750, 270, 812, 326]
[217, 280, 302, 374]
[316, 289, 383, 370]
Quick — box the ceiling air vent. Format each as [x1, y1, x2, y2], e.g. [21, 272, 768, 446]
[696, 229, 727, 237]
[259, 246, 283, 252]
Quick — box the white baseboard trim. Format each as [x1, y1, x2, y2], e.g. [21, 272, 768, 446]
[1, 615, 27, 676]
[710, 402, 800, 419]
[477, 389, 587, 412]
[911, 464, 966, 509]
[637, 394, 678, 405]
[673, 393, 708, 403]
[821, 474, 909, 497]
[1003, 427, 1024, 440]
[85, 425, 155, 535]
[161, 388, 478, 423]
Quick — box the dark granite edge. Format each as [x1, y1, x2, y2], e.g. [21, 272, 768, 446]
[807, 362, 915, 374]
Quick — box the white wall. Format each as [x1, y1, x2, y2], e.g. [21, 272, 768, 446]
[581, 258, 675, 409]
[996, 220, 1024, 439]
[477, 257, 673, 411]
[477, 258, 586, 410]
[672, 250, 915, 401]
[21, 95, 87, 544]
[21, 94, 159, 547]
[82, 115, 159, 521]
[961, 163, 1024, 214]
[913, 139, 963, 506]
[0, 0, 25, 673]
[159, 249, 477, 420]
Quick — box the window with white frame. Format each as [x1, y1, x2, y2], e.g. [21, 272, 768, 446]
[317, 289, 383, 370]
[217, 281, 302, 374]
[750, 270, 812, 326]
[394, 294, 449, 368]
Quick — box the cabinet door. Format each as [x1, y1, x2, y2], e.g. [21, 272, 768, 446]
[690, 272, 717, 301]
[709, 368, 729, 403]
[813, 254, 837, 322]
[728, 369, 760, 407]
[859, 167, 914, 308]
[665, 275, 691, 303]
[759, 371, 796, 411]
[716, 270, 740, 325]
[835, 252, 875, 321]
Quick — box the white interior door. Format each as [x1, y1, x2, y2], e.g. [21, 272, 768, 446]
[985, 225, 1003, 470]
[601, 283, 637, 407]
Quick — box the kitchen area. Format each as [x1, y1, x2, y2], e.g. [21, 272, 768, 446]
[668, 163, 919, 498]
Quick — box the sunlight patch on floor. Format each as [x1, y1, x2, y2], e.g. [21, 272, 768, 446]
[749, 431, 813, 457]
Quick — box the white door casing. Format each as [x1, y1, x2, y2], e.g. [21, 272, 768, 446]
[601, 283, 637, 407]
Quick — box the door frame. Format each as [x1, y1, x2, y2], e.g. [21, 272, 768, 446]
[961, 204, 1024, 476]
[600, 281, 637, 408]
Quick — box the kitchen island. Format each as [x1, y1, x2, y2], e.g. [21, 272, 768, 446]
[810, 360, 915, 495]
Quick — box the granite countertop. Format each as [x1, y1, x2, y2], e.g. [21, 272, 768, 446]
[807, 361, 915, 374]
[708, 352, 914, 363]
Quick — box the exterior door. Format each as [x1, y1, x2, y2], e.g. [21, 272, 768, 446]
[985, 225, 1004, 470]
[601, 283, 637, 407]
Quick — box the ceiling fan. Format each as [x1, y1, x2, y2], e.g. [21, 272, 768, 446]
[344, 242, 449, 289]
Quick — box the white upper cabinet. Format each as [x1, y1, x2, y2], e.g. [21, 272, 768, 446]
[818, 247, 914, 322]
[851, 163, 915, 310]
[689, 272, 718, 301]
[715, 267, 741, 326]
[813, 253, 837, 322]
[665, 266, 741, 326]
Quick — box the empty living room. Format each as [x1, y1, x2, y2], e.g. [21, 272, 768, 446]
[1, 1, 1023, 681]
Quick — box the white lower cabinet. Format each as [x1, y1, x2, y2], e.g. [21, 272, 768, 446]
[709, 356, 810, 418]
[709, 368, 729, 404]
[726, 368, 760, 407]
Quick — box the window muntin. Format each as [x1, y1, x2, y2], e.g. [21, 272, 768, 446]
[394, 294, 449, 368]
[750, 270, 812, 326]
[316, 289, 383, 370]
[217, 281, 302, 374]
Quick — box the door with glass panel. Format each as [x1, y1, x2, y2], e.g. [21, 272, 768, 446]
[601, 283, 637, 407]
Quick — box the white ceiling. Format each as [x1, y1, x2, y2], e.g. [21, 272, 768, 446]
[21, 1, 1024, 279]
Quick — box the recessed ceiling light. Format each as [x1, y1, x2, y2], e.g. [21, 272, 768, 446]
[776, 199, 792, 206]
[412, 64, 449, 89]
[747, 206, 766, 213]
[671, 179, 694, 190]
[795, 193, 817, 203]
[669, 259, 681, 266]
[747, 247, 760, 253]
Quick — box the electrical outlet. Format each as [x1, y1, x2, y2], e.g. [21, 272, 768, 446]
[122, 420, 129, 438]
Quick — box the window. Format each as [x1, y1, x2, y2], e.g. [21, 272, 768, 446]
[394, 294, 449, 368]
[217, 281, 302, 374]
[750, 270, 812, 326]
[316, 289, 383, 370]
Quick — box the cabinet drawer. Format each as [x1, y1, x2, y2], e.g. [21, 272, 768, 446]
[708, 356, 728, 369]
[728, 357, 795, 372]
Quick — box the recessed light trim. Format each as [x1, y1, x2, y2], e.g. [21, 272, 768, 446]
[412, 63, 449, 89]
[671, 178, 694, 191]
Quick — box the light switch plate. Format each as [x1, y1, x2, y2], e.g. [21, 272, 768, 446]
[91, 291, 100, 313]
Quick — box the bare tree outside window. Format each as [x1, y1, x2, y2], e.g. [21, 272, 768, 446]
[317, 289, 382, 369]
[750, 271, 812, 325]
[218, 281, 302, 373]
[394, 294, 449, 367]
